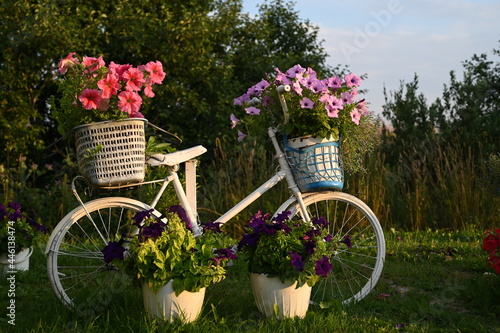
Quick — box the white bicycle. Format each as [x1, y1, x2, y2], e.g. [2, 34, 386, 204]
[46, 89, 385, 312]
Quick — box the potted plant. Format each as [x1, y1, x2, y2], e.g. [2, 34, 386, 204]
[231, 64, 379, 179]
[102, 205, 236, 323]
[0, 202, 47, 272]
[237, 210, 343, 319]
[50, 52, 167, 187]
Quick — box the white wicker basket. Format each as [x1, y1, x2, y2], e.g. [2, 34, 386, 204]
[74, 118, 147, 187]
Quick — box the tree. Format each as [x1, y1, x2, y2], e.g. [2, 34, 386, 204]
[0, 0, 332, 167]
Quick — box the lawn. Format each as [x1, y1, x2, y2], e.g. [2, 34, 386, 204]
[1, 228, 499, 332]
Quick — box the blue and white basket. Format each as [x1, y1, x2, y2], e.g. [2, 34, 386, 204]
[283, 136, 344, 192]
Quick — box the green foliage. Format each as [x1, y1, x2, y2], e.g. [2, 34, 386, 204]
[0, 201, 46, 252]
[120, 212, 234, 295]
[237, 211, 341, 288]
[3, 228, 500, 332]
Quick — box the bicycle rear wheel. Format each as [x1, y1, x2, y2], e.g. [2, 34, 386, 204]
[46, 198, 162, 312]
[278, 191, 385, 306]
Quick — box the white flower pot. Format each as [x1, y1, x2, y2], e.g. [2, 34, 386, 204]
[0, 247, 33, 274]
[250, 273, 312, 319]
[284, 135, 344, 192]
[142, 280, 206, 323]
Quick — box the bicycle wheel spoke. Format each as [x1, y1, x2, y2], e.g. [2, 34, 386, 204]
[284, 192, 385, 306]
[47, 198, 161, 311]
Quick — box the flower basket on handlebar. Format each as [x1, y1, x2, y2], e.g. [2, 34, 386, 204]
[74, 118, 147, 187]
[283, 135, 344, 192]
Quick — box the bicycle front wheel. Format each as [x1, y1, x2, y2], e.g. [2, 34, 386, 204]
[46, 197, 162, 312]
[280, 191, 385, 306]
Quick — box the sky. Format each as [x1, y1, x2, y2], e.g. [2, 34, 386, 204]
[241, 0, 500, 117]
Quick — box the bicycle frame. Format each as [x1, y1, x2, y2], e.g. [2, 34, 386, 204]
[140, 127, 311, 236]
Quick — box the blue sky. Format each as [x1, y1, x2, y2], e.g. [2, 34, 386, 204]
[242, 0, 500, 116]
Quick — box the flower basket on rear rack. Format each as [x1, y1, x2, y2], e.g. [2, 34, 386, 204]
[283, 135, 344, 192]
[74, 118, 148, 187]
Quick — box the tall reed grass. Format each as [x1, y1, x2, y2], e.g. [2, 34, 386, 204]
[199, 137, 499, 233]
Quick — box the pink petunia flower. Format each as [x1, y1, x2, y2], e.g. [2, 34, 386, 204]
[344, 73, 362, 87]
[123, 68, 145, 91]
[82, 56, 105, 73]
[285, 64, 306, 78]
[144, 85, 155, 98]
[128, 111, 145, 119]
[230, 114, 240, 129]
[58, 52, 80, 74]
[234, 93, 251, 106]
[109, 62, 132, 81]
[300, 97, 314, 109]
[97, 73, 120, 99]
[245, 106, 260, 115]
[350, 109, 361, 125]
[326, 104, 340, 118]
[144, 61, 166, 85]
[118, 90, 143, 114]
[237, 131, 247, 142]
[341, 92, 355, 104]
[79, 89, 102, 110]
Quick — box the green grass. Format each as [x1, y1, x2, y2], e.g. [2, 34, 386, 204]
[1, 228, 499, 332]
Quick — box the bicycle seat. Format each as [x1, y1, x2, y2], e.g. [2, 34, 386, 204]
[147, 145, 207, 166]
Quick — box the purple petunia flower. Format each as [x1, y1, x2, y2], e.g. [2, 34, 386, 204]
[202, 221, 223, 233]
[133, 209, 154, 225]
[344, 73, 362, 87]
[273, 211, 291, 223]
[101, 241, 126, 264]
[237, 233, 260, 250]
[311, 216, 329, 229]
[315, 255, 332, 277]
[304, 240, 317, 254]
[141, 221, 167, 239]
[8, 202, 22, 211]
[167, 205, 192, 232]
[340, 235, 353, 249]
[290, 252, 305, 272]
[300, 97, 314, 109]
[324, 234, 333, 242]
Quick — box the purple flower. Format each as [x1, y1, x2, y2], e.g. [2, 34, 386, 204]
[167, 205, 192, 232]
[311, 216, 329, 229]
[7, 202, 22, 211]
[234, 93, 250, 106]
[273, 211, 291, 223]
[8, 210, 23, 221]
[324, 234, 333, 242]
[315, 255, 332, 277]
[273, 221, 292, 233]
[237, 233, 260, 250]
[237, 131, 247, 142]
[344, 73, 362, 87]
[230, 113, 240, 129]
[304, 240, 317, 254]
[245, 106, 260, 115]
[340, 235, 353, 249]
[101, 241, 125, 264]
[290, 252, 305, 272]
[303, 229, 321, 240]
[285, 64, 306, 78]
[141, 221, 166, 239]
[215, 248, 237, 260]
[300, 97, 314, 109]
[132, 209, 154, 225]
[202, 221, 223, 233]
